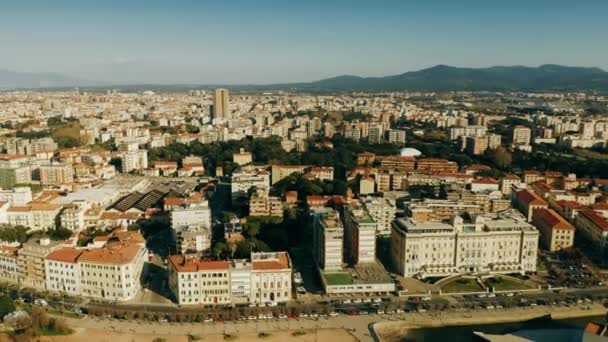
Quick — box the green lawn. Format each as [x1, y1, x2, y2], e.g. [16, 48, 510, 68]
[323, 272, 354, 286]
[485, 277, 532, 291]
[441, 278, 484, 293]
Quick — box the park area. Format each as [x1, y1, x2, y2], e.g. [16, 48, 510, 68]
[440, 277, 484, 293]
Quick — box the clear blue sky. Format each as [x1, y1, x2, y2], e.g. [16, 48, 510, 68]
[1, 0, 606, 84]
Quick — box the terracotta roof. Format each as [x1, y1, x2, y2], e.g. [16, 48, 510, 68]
[168, 255, 230, 272]
[580, 210, 608, 231]
[502, 174, 521, 180]
[46, 247, 82, 263]
[164, 197, 185, 206]
[465, 164, 491, 171]
[78, 242, 143, 264]
[472, 177, 499, 184]
[555, 200, 586, 210]
[516, 189, 547, 207]
[591, 203, 608, 210]
[533, 208, 574, 231]
[252, 252, 290, 271]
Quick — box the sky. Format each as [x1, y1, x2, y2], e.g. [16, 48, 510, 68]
[0, 0, 607, 84]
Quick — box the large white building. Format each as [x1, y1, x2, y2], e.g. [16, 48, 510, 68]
[391, 211, 539, 278]
[312, 208, 344, 271]
[77, 240, 147, 301]
[361, 196, 396, 236]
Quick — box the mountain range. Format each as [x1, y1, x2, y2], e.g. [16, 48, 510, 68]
[1, 65, 608, 92]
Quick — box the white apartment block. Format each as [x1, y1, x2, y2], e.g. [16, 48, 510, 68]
[343, 205, 377, 264]
[231, 168, 270, 200]
[0, 187, 32, 205]
[175, 225, 211, 254]
[170, 201, 212, 229]
[120, 150, 148, 173]
[312, 208, 344, 271]
[45, 248, 82, 296]
[361, 196, 396, 236]
[391, 212, 539, 279]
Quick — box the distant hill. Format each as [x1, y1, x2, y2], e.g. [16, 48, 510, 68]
[0, 69, 94, 89]
[277, 65, 608, 92]
[2, 64, 608, 92]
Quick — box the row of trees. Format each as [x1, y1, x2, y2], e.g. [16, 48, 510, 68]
[0, 225, 73, 244]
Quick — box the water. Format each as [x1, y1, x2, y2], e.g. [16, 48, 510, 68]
[399, 315, 605, 342]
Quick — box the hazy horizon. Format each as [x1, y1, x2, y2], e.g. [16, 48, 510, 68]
[2, 0, 607, 84]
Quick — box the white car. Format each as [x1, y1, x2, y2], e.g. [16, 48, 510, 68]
[372, 298, 382, 303]
[203, 318, 214, 323]
[353, 299, 362, 303]
[299, 313, 309, 318]
[377, 310, 385, 314]
[487, 293, 496, 298]
[363, 298, 372, 303]
[396, 309, 404, 314]
[342, 299, 352, 304]
[329, 312, 339, 317]
[247, 316, 257, 320]
[421, 296, 431, 301]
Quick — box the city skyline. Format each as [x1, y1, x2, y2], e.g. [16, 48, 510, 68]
[1, 0, 607, 84]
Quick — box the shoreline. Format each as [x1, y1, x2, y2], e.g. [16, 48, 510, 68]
[374, 303, 607, 341]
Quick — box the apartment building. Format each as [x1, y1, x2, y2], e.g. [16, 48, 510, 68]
[39, 162, 74, 186]
[168, 255, 231, 305]
[575, 210, 608, 264]
[514, 189, 549, 221]
[44, 247, 82, 296]
[120, 150, 148, 173]
[532, 208, 575, 252]
[391, 212, 539, 278]
[233, 148, 252, 166]
[249, 193, 283, 217]
[231, 168, 270, 199]
[18, 237, 64, 289]
[312, 208, 344, 271]
[251, 252, 292, 304]
[360, 196, 396, 236]
[0, 246, 19, 283]
[168, 252, 292, 305]
[78, 241, 147, 301]
[343, 205, 377, 264]
[0, 187, 32, 205]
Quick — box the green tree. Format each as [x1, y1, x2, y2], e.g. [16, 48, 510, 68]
[0, 295, 16, 318]
[490, 147, 513, 170]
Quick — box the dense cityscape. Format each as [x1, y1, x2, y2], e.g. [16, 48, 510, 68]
[0, 87, 607, 340]
[3, 1, 608, 341]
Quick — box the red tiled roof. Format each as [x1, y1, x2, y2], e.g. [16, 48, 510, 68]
[516, 189, 547, 207]
[168, 255, 230, 272]
[533, 208, 574, 231]
[580, 210, 608, 231]
[46, 247, 82, 263]
[473, 177, 499, 184]
[252, 253, 290, 271]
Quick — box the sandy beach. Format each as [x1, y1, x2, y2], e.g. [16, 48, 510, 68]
[374, 303, 607, 342]
[26, 327, 357, 342]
